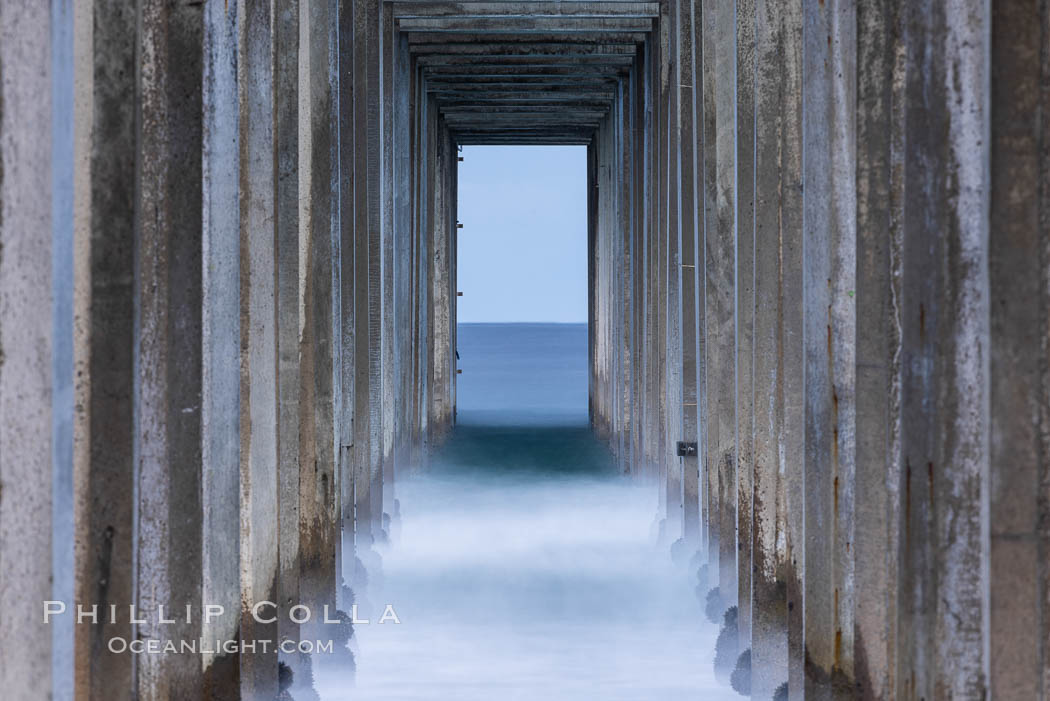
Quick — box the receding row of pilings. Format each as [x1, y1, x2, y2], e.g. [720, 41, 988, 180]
[0, 1, 457, 698]
[588, 0, 1050, 699]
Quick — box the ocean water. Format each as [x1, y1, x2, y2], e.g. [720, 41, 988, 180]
[316, 323, 732, 700]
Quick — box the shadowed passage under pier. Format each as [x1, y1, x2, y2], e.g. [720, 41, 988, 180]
[318, 324, 731, 700]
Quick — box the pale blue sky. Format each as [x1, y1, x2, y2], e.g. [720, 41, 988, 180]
[456, 145, 588, 323]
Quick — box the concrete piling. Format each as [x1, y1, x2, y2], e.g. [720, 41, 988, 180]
[236, 0, 279, 694]
[72, 0, 138, 696]
[734, 0, 757, 660]
[275, 0, 303, 668]
[134, 0, 207, 696]
[201, 1, 240, 696]
[802, 0, 857, 696]
[675, 0, 701, 553]
[298, 0, 339, 625]
[989, 2, 1050, 697]
[896, 2, 990, 697]
[750, 0, 795, 693]
[0, 2, 57, 697]
[352, 0, 374, 555]
[709, 0, 738, 610]
[1, 1, 1049, 699]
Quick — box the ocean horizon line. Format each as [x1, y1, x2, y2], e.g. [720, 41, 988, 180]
[457, 320, 586, 326]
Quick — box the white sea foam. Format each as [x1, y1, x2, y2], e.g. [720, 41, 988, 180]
[314, 324, 734, 700]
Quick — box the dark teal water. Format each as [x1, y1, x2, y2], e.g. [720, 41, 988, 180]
[317, 324, 728, 700]
[437, 323, 610, 482]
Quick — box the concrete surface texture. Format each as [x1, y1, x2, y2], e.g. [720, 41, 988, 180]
[0, 1, 1047, 700]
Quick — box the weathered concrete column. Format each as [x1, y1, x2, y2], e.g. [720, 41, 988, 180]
[336, 0, 354, 592]
[0, 2, 57, 697]
[802, 0, 857, 696]
[853, 0, 904, 697]
[613, 78, 630, 476]
[392, 30, 413, 514]
[71, 0, 137, 696]
[676, 0, 701, 554]
[428, 118, 455, 440]
[593, 99, 630, 461]
[589, 127, 601, 438]
[896, 1, 990, 698]
[299, 0, 339, 617]
[751, 0, 804, 696]
[409, 44, 422, 479]
[276, 0, 304, 665]
[989, 2, 1050, 697]
[630, 47, 648, 480]
[752, 0, 785, 688]
[135, 0, 206, 696]
[237, 1, 279, 695]
[641, 35, 659, 484]
[352, 0, 374, 554]
[420, 88, 438, 450]
[780, 1, 806, 691]
[709, 0, 739, 607]
[409, 70, 431, 474]
[595, 113, 612, 445]
[653, 1, 670, 531]
[448, 132, 459, 426]
[380, 0, 397, 538]
[735, 0, 757, 659]
[201, 1, 240, 697]
[662, 0, 685, 545]
[698, 0, 718, 584]
[365, 0, 385, 542]
[605, 109, 617, 449]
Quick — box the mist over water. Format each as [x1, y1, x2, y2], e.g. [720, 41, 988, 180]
[317, 324, 732, 699]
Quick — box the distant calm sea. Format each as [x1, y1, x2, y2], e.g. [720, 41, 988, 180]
[455, 322, 589, 426]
